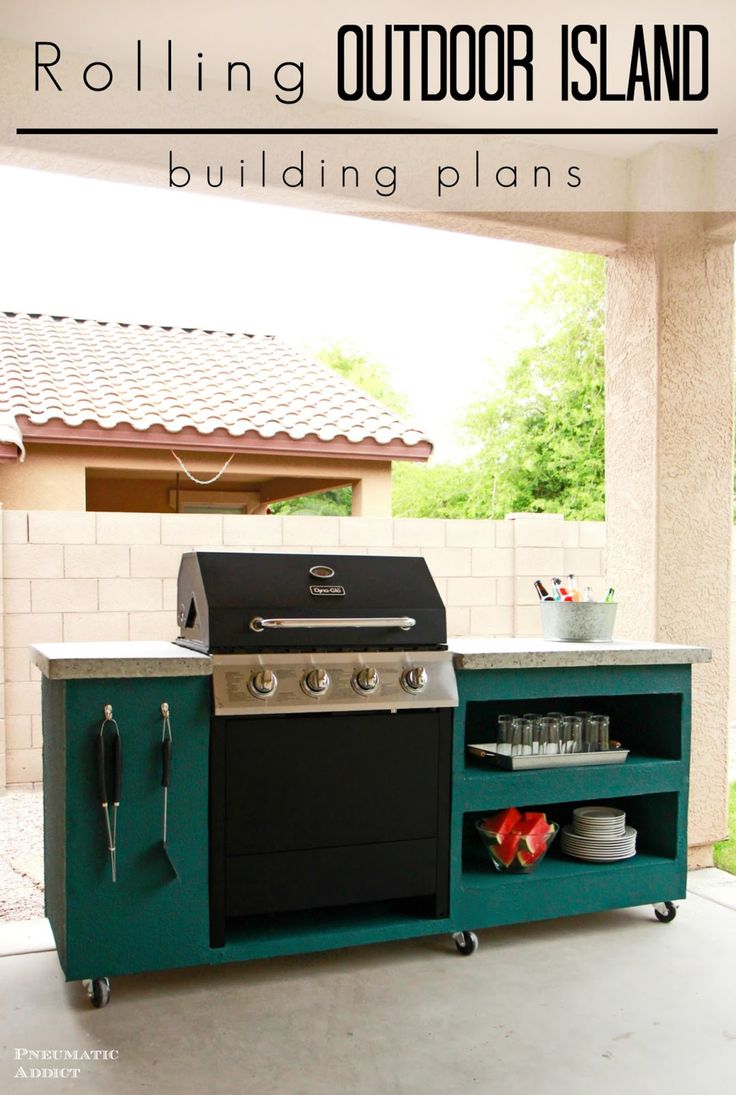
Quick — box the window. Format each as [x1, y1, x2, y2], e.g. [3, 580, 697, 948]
[168, 489, 261, 514]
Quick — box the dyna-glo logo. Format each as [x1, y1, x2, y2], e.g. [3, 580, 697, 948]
[309, 584, 345, 596]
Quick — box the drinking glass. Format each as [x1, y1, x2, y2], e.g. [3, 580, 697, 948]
[538, 716, 561, 755]
[587, 715, 610, 751]
[575, 711, 595, 752]
[511, 717, 534, 757]
[560, 715, 583, 754]
[523, 713, 541, 753]
[497, 715, 514, 755]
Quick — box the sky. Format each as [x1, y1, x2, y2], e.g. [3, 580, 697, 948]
[0, 165, 550, 460]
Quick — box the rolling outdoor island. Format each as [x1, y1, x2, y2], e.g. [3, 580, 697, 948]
[31, 636, 710, 1007]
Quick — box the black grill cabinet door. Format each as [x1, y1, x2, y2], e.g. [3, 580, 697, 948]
[223, 710, 440, 855]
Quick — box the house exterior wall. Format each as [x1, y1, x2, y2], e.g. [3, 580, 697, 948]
[0, 444, 393, 516]
[86, 477, 181, 513]
[0, 448, 87, 510]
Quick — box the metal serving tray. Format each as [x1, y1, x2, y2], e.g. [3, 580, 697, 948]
[466, 744, 629, 770]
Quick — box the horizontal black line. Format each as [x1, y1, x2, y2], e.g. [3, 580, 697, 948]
[16, 126, 720, 136]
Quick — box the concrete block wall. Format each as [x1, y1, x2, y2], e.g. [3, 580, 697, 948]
[0, 509, 606, 787]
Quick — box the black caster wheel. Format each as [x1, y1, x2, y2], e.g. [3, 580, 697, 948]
[452, 931, 479, 956]
[653, 901, 677, 923]
[84, 977, 111, 1008]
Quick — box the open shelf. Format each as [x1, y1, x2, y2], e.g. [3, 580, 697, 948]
[219, 900, 452, 962]
[462, 848, 674, 890]
[463, 691, 684, 761]
[457, 844, 685, 928]
[459, 755, 684, 811]
[464, 791, 680, 855]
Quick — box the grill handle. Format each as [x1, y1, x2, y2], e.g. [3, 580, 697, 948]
[250, 615, 416, 633]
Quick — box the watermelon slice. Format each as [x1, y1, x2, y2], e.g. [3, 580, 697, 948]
[517, 824, 559, 867]
[517, 835, 551, 866]
[515, 814, 553, 842]
[479, 806, 521, 842]
[492, 832, 522, 867]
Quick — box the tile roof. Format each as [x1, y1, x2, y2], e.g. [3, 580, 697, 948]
[0, 312, 431, 454]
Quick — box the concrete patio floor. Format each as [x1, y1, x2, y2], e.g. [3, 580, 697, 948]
[1, 873, 735, 1095]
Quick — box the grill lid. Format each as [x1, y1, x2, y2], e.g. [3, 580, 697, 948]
[175, 552, 447, 652]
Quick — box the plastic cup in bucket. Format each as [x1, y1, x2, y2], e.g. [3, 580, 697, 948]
[540, 600, 617, 642]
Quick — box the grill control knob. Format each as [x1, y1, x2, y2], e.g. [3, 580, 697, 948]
[401, 665, 428, 693]
[353, 666, 379, 694]
[302, 668, 330, 695]
[249, 669, 278, 698]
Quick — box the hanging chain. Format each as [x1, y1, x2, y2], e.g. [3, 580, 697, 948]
[170, 450, 236, 486]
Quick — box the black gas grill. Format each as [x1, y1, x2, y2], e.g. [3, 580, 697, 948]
[176, 551, 447, 652]
[175, 551, 458, 948]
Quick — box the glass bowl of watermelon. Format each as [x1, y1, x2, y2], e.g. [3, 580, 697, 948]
[475, 808, 559, 873]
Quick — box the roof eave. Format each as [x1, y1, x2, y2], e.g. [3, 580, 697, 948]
[0, 442, 21, 462]
[16, 418, 433, 463]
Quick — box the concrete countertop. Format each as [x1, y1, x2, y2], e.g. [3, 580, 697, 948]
[449, 637, 712, 670]
[30, 641, 212, 680]
[30, 638, 711, 679]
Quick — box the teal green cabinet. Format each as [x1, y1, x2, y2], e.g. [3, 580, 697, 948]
[451, 663, 691, 933]
[42, 657, 693, 990]
[43, 675, 212, 981]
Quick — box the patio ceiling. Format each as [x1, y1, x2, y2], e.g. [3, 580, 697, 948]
[2, 2, 736, 229]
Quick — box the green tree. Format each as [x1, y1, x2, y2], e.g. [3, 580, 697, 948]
[462, 251, 605, 520]
[313, 343, 409, 415]
[391, 462, 474, 519]
[270, 488, 353, 517]
[276, 258, 607, 521]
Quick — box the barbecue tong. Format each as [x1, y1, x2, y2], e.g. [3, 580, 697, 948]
[161, 703, 179, 880]
[97, 706, 122, 882]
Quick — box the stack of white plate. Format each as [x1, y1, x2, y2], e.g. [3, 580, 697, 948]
[561, 805, 637, 862]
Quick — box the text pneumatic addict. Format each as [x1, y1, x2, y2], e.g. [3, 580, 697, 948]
[168, 150, 581, 198]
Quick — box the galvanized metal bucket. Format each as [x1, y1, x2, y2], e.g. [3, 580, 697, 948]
[540, 601, 617, 642]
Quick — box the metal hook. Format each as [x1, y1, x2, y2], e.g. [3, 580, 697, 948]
[97, 706, 122, 883]
[160, 702, 178, 878]
[161, 702, 172, 743]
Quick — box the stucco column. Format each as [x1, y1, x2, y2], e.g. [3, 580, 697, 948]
[605, 213, 734, 864]
[351, 466, 393, 517]
[0, 502, 5, 787]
